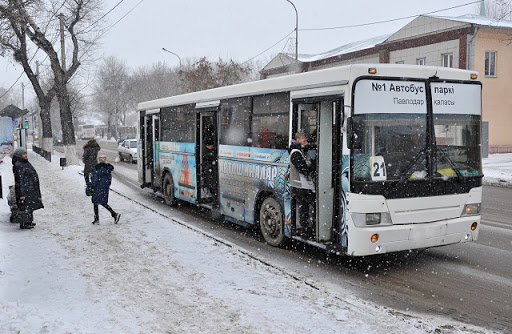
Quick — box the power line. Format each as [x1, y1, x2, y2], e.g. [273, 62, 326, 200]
[243, 30, 295, 64]
[79, 0, 126, 34]
[103, 0, 145, 34]
[301, 1, 481, 31]
[0, 71, 24, 100]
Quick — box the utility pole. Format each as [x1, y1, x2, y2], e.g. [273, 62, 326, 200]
[285, 0, 298, 60]
[60, 13, 66, 69]
[480, 0, 486, 16]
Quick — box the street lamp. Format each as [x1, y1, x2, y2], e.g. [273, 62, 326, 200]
[162, 47, 182, 72]
[285, 0, 298, 60]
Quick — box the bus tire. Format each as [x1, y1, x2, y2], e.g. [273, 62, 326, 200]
[119, 153, 124, 162]
[163, 173, 177, 206]
[128, 155, 133, 164]
[259, 197, 285, 247]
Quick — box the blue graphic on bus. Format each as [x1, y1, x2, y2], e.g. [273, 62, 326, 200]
[156, 142, 197, 203]
[218, 145, 289, 228]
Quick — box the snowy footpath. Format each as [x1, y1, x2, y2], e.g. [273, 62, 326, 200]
[0, 151, 500, 333]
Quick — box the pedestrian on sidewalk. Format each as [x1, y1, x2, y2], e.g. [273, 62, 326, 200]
[12, 148, 44, 229]
[82, 138, 101, 184]
[90, 155, 120, 225]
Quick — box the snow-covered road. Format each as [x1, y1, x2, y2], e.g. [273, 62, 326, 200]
[0, 151, 500, 333]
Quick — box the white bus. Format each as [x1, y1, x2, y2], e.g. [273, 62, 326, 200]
[137, 64, 482, 256]
[78, 124, 96, 139]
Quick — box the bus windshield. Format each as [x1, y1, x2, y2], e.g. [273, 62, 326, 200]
[352, 113, 427, 181]
[352, 79, 482, 183]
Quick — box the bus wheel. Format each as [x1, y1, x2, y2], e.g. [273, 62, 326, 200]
[259, 197, 285, 246]
[163, 174, 177, 206]
[119, 153, 124, 162]
[128, 155, 133, 164]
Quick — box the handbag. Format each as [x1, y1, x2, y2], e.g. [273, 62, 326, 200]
[85, 184, 94, 196]
[14, 209, 32, 224]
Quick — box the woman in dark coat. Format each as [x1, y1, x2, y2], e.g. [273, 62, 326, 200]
[91, 155, 120, 224]
[82, 138, 101, 183]
[12, 148, 44, 229]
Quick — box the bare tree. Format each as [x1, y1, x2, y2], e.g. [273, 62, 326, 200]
[477, 0, 512, 20]
[93, 55, 129, 140]
[181, 57, 253, 93]
[0, 0, 101, 164]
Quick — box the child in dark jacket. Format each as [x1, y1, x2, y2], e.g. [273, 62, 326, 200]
[90, 155, 120, 224]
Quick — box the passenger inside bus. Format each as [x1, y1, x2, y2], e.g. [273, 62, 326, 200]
[202, 135, 218, 207]
[289, 131, 316, 238]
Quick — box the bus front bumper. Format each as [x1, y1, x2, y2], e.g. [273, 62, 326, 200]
[346, 216, 480, 256]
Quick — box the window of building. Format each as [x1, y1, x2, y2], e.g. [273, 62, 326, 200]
[485, 51, 497, 77]
[219, 97, 252, 146]
[160, 105, 196, 142]
[416, 57, 426, 65]
[442, 53, 453, 68]
[252, 92, 290, 149]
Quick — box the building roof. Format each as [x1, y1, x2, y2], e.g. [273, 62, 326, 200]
[0, 105, 29, 118]
[425, 14, 512, 30]
[285, 34, 392, 62]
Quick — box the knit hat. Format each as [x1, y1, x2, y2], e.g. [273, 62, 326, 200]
[13, 147, 27, 157]
[98, 155, 107, 163]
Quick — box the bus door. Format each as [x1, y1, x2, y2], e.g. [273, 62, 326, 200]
[197, 105, 218, 205]
[292, 97, 343, 243]
[139, 109, 158, 188]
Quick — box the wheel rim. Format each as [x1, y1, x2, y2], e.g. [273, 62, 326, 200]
[261, 203, 281, 238]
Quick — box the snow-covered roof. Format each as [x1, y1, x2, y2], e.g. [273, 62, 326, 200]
[425, 14, 512, 30]
[286, 34, 392, 62]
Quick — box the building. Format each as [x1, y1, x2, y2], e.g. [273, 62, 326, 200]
[261, 14, 512, 153]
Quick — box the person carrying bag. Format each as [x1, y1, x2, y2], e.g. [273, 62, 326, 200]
[12, 148, 44, 229]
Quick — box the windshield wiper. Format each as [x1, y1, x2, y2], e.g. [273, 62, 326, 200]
[399, 145, 429, 183]
[435, 146, 464, 181]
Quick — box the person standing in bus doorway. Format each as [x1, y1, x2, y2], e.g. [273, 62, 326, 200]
[203, 136, 219, 208]
[12, 148, 44, 229]
[90, 155, 120, 225]
[289, 131, 316, 238]
[82, 138, 101, 184]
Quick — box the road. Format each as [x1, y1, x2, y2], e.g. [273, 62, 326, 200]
[66, 140, 512, 332]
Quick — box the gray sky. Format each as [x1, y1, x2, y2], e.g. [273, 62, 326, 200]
[1, 0, 482, 102]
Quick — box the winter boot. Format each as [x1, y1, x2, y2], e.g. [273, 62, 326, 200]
[20, 223, 34, 230]
[114, 213, 121, 224]
[92, 218, 99, 224]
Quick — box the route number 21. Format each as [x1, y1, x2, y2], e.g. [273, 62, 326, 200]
[370, 156, 387, 181]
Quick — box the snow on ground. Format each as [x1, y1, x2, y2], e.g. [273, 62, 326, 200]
[1, 151, 506, 333]
[482, 153, 512, 187]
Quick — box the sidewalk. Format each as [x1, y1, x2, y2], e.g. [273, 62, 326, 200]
[482, 153, 512, 187]
[0, 151, 497, 333]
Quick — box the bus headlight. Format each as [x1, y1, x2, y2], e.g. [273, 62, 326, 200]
[351, 212, 392, 227]
[366, 213, 381, 225]
[462, 203, 481, 216]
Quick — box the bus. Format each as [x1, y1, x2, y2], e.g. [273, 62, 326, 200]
[137, 64, 482, 256]
[78, 124, 96, 139]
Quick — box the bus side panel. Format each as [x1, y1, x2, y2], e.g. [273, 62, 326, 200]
[158, 141, 197, 203]
[218, 145, 289, 231]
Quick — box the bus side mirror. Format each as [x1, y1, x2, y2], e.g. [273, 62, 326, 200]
[347, 117, 362, 150]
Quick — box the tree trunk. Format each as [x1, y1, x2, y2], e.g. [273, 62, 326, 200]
[39, 98, 53, 157]
[57, 87, 79, 165]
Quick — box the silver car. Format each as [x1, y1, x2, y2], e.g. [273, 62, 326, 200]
[118, 139, 138, 163]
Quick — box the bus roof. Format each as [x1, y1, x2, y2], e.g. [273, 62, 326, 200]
[137, 64, 480, 111]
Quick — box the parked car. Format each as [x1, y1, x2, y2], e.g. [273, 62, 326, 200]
[118, 139, 138, 163]
[117, 134, 136, 145]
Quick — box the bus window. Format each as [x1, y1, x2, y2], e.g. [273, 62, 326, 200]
[219, 97, 251, 146]
[161, 105, 195, 142]
[252, 92, 289, 149]
[298, 104, 317, 148]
